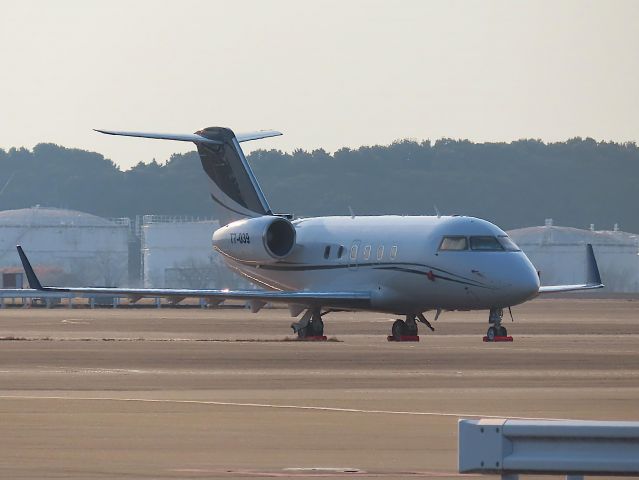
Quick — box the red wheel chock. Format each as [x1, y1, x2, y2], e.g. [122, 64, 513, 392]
[387, 335, 420, 342]
[483, 336, 513, 342]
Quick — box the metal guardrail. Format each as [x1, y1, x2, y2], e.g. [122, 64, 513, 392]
[459, 418, 639, 479]
[0, 288, 119, 308]
[0, 289, 75, 299]
[0, 289, 213, 308]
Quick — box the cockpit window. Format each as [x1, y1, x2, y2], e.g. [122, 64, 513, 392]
[470, 236, 504, 251]
[497, 235, 521, 251]
[439, 236, 468, 251]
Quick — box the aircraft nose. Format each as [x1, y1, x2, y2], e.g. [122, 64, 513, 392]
[509, 255, 540, 303]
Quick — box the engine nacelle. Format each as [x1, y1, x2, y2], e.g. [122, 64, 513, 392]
[212, 216, 296, 263]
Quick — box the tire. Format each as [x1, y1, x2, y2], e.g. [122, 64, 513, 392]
[405, 321, 418, 336]
[309, 318, 324, 336]
[486, 326, 497, 341]
[497, 326, 507, 337]
[392, 319, 407, 338]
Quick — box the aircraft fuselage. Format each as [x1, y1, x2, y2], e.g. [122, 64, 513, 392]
[215, 215, 541, 315]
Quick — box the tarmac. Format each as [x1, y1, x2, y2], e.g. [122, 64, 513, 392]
[0, 297, 638, 479]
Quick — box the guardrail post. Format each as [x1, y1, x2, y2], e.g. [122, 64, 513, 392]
[155, 297, 161, 309]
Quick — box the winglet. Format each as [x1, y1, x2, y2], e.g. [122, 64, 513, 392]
[16, 245, 43, 290]
[537, 244, 603, 294]
[586, 243, 602, 286]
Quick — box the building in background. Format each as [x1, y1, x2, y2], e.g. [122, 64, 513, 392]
[140, 215, 245, 289]
[508, 220, 639, 293]
[0, 206, 130, 287]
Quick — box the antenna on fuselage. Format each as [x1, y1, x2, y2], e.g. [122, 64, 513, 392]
[348, 206, 355, 219]
[434, 205, 441, 219]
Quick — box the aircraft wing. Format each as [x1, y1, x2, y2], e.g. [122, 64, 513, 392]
[538, 283, 603, 293]
[537, 244, 604, 294]
[16, 246, 371, 310]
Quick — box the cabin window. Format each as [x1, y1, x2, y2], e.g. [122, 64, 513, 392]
[470, 236, 504, 251]
[377, 245, 384, 260]
[363, 245, 371, 260]
[337, 245, 344, 258]
[497, 235, 521, 251]
[439, 236, 468, 251]
[323, 245, 331, 259]
[390, 245, 398, 259]
[350, 244, 358, 260]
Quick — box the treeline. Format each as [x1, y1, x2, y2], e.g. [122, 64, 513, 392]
[0, 138, 637, 232]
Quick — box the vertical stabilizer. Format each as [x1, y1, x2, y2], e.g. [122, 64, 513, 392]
[194, 127, 271, 225]
[96, 126, 280, 226]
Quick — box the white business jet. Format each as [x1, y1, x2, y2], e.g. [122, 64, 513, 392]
[17, 127, 603, 341]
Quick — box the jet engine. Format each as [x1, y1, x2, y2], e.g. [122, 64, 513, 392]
[212, 216, 296, 263]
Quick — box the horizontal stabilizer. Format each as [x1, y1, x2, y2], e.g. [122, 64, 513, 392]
[538, 244, 604, 294]
[235, 130, 283, 143]
[94, 129, 222, 144]
[95, 129, 282, 144]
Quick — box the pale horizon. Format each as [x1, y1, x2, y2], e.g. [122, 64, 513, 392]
[1, 0, 637, 169]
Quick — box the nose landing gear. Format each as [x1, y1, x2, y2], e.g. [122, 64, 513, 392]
[484, 308, 513, 342]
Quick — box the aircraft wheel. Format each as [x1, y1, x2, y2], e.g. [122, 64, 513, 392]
[497, 326, 508, 337]
[405, 320, 418, 336]
[486, 326, 497, 342]
[392, 319, 407, 338]
[309, 318, 324, 336]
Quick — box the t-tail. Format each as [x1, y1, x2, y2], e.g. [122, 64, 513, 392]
[95, 127, 282, 225]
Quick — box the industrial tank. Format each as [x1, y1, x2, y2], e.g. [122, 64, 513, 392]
[0, 206, 130, 287]
[508, 221, 639, 292]
[141, 216, 224, 288]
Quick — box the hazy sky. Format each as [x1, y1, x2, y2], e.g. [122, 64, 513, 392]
[0, 0, 637, 169]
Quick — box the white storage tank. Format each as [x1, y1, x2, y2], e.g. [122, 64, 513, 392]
[508, 223, 639, 293]
[141, 215, 238, 288]
[0, 206, 130, 287]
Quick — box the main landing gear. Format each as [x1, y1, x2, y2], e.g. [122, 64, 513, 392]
[484, 308, 513, 342]
[290, 307, 327, 340]
[388, 313, 434, 342]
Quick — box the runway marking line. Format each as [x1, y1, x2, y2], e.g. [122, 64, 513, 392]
[0, 395, 569, 421]
[171, 467, 478, 477]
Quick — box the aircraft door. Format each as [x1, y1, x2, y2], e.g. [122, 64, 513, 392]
[348, 240, 361, 270]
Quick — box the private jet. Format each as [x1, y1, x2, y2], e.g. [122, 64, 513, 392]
[16, 127, 603, 341]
